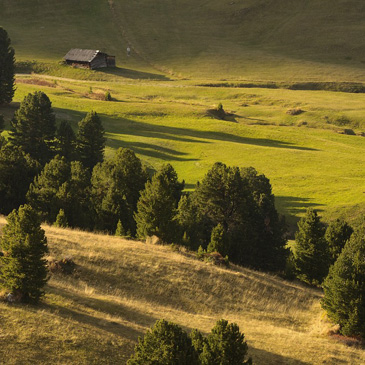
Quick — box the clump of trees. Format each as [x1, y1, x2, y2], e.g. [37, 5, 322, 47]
[322, 224, 365, 338]
[0, 205, 48, 303]
[127, 319, 251, 365]
[0, 27, 15, 105]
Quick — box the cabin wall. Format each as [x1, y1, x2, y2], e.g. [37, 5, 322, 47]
[90, 54, 108, 69]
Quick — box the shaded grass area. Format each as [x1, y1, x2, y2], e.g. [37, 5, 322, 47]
[1, 221, 364, 364]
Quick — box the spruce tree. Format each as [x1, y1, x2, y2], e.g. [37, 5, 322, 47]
[135, 164, 184, 243]
[10, 91, 56, 163]
[0, 205, 48, 303]
[322, 225, 365, 337]
[0, 27, 15, 105]
[54, 209, 68, 228]
[56, 120, 76, 161]
[325, 218, 353, 264]
[127, 319, 199, 365]
[207, 223, 227, 256]
[294, 208, 329, 285]
[76, 111, 105, 170]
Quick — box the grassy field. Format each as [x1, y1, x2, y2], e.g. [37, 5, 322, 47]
[1, 0, 365, 81]
[0, 218, 364, 364]
[1, 77, 364, 228]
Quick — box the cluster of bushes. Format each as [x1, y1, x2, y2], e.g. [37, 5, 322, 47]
[128, 319, 251, 365]
[292, 208, 365, 338]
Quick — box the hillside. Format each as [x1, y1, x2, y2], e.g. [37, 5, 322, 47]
[0, 218, 364, 364]
[1, 0, 365, 81]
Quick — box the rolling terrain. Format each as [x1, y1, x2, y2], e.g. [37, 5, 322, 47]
[0, 218, 364, 364]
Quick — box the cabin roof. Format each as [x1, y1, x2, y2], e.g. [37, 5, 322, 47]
[64, 49, 102, 62]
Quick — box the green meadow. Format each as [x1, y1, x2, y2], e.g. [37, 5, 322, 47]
[1, 75, 363, 228]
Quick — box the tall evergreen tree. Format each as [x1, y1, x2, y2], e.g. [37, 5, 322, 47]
[0, 205, 48, 303]
[0, 145, 40, 215]
[135, 164, 184, 243]
[10, 91, 56, 163]
[325, 218, 353, 264]
[0, 27, 15, 105]
[322, 224, 365, 337]
[91, 148, 147, 234]
[76, 111, 105, 170]
[294, 208, 329, 285]
[56, 120, 76, 161]
[207, 223, 227, 256]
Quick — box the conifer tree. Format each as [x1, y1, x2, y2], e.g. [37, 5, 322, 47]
[56, 120, 76, 161]
[294, 208, 329, 285]
[0, 27, 15, 105]
[76, 111, 105, 170]
[0, 205, 48, 303]
[207, 223, 227, 256]
[200, 320, 251, 365]
[322, 224, 365, 337]
[135, 164, 184, 243]
[10, 91, 56, 163]
[0, 145, 40, 215]
[115, 220, 126, 236]
[54, 209, 68, 228]
[325, 218, 353, 264]
[127, 319, 199, 365]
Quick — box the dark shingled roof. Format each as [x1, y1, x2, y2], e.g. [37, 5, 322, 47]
[64, 49, 101, 62]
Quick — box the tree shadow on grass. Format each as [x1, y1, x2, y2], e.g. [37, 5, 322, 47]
[42, 284, 156, 341]
[98, 66, 171, 81]
[250, 346, 310, 365]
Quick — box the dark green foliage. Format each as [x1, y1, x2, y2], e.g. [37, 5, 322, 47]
[294, 208, 329, 285]
[322, 224, 365, 337]
[27, 156, 92, 228]
[200, 320, 251, 365]
[27, 155, 70, 222]
[0, 205, 48, 303]
[54, 209, 68, 228]
[56, 121, 76, 161]
[135, 164, 184, 243]
[10, 91, 56, 164]
[0, 114, 4, 131]
[325, 218, 353, 264]
[0, 27, 15, 105]
[192, 162, 287, 271]
[127, 319, 200, 365]
[76, 111, 105, 170]
[0, 145, 40, 215]
[91, 148, 147, 234]
[207, 223, 227, 256]
[105, 91, 112, 101]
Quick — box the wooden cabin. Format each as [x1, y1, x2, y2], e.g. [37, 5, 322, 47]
[64, 49, 116, 69]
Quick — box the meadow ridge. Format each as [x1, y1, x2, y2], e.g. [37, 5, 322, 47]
[0, 217, 364, 364]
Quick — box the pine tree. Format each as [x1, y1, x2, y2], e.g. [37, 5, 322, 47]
[200, 319, 251, 365]
[10, 91, 56, 163]
[76, 111, 105, 170]
[207, 223, 227, 256]
[0, 145, 40, 215]
[135, 164, 184, 243]
[0, 27, 15, 105]
[56, 120, 76, 161]
[325, 218, 353, 264]
[322, 224, 365, 337]
[127, 319, 199, 365]
[115, 220, 126, 236]
[294, 208, 329, 285]
[0, 205, 48, 303]
[54, 209, 68, 228]
[91, 148, 147, 234]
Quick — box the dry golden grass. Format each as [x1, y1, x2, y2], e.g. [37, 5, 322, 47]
[0, 217, 364, 364]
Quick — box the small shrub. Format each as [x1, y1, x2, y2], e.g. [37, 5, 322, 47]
[105, 91, 112, 101]
[286, 108, 304, 115]
[48, 257, 76, 275]
[115, 219, 126, 237]
[54, 209, 68, 228]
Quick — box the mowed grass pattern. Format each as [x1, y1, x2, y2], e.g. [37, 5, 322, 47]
[0, 218, 364, 364]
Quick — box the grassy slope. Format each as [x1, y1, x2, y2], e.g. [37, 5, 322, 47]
[0, 218, 364, 364]
[1, 0, 365, 81]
